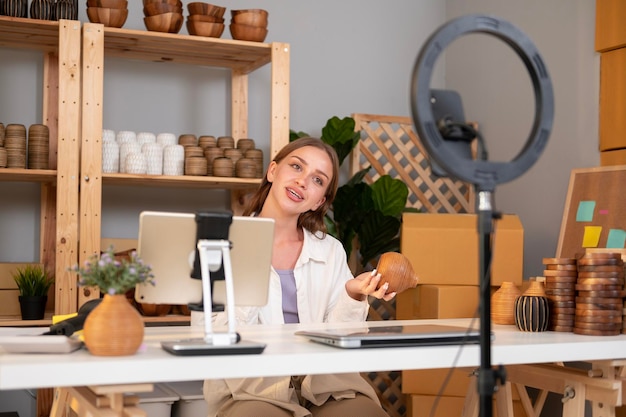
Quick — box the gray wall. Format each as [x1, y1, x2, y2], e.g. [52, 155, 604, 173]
[0, 1, 599, 282]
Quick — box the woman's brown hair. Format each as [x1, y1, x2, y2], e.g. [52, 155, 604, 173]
[242, 137, 340, 235]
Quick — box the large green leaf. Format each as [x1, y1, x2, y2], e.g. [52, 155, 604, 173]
[370, 175, 409, 217]
[321, 116, 360, 165]
[356, 212, 402, 267]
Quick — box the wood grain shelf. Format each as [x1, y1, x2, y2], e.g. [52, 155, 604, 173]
[102, 173, 261, 189]
[0, 15, 65, 52]
[0, 168, 57, 183]
[100, 26, 273, 72]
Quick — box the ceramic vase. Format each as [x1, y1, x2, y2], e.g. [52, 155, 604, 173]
[2, 0, 27, 17]
[54, 0, 77, 21]
[83, 294, 144, 356]
[514, 280, 549, 332]
[30, 0, 53, 20]
[491, 281, 521, 325]
[375, 252, 419, 294]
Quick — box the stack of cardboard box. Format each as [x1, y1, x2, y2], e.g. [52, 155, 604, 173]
[398, 213, 526, 417]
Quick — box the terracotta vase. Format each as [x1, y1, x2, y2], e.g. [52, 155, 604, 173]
[491, 281, 521, 325]
[514, 280, 549, 332]
[375, 252, 419, 294]
[83, 293, 144, 356]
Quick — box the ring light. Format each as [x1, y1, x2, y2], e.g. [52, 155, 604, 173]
[410, 14, 554, 191]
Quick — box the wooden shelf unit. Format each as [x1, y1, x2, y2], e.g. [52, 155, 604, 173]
[78, 23, 290, 309]
[0, 17, 82, 321]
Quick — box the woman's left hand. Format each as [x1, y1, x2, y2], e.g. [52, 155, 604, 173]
[346, 269, 397, 302]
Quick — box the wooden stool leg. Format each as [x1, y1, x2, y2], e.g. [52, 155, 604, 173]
[50, 388, 72, 417]
[494, 381, 514, 417]
[561, 381, 585, 417]
[462, 373, 479, 417]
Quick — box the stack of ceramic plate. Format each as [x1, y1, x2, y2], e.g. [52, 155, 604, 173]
[157, 133, 177, 147]
[244, 148, 264, 178]
[142, 142, 163, 175]
[119, 142, 141, 173]
[125, 152, 147, 174]
[542, 257, 577, 332]
[27, 124, 49, 169]
[198, 135, 216, 149]
[185, 156, 208, 176]
[204, 147, 223, 176]
[574, 252, 625, 336]
[102, 139, 120, 173]
[217, 136, 235, 149]
[236, 138, 255, 153]
[4, 124, 27, 169]
[163, 144, 184, 176]
[235, 158, 256, 178]
[212, 157, 233, 177]
[178, 134, 197, 147]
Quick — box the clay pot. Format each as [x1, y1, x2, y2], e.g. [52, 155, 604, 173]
[491, 281, 521, 325]
[514, 280, 549, 332]
[83, 294, 144, 356]
[375, 252, 419, 294]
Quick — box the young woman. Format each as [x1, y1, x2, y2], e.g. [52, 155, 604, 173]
[204, 137, 394, 417]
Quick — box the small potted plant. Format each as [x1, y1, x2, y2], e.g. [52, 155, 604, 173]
[12, 264, 54, 320]
[70, 247, 155, 356]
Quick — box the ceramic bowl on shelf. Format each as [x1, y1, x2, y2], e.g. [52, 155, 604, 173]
[86, 6, 128, 28]
[230, 10, 268, 27]
[187, 20, 224, 38]
[187, 2, 225, 18]
[143, 2, 181, 16]
[144, 11, 184, 33]
[229, 22, 268, 42]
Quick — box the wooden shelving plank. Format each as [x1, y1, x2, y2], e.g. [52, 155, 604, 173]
[102, 172, 261, 189]
[101, 26, 272, 72]
[0, 16, 61, 52]
[0, 168, 57, 182]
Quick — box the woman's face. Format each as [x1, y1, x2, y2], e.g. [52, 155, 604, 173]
[266, 145, 333, 215]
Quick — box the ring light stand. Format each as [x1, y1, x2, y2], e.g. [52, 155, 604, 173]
[410, 15, 554, 417]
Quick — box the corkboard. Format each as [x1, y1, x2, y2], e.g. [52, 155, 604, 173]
[556, 165, 626, 258]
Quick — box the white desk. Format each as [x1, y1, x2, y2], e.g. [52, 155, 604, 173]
[1, 318, 626, 417]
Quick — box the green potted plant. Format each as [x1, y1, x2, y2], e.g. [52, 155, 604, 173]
[291, 116, 413, 270]
[12, 264, 54, 320]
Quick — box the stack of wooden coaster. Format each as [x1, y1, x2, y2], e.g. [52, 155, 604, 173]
[542, 257, 577, 332]
[27, 123, 49, 169]
[574, 252, 625, 336]
[5, 123, 26, 168]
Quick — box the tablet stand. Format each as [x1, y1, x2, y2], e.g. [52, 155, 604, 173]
[160, 239, 266, 355]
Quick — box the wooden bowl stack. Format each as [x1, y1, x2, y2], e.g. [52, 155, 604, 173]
[186, 2, 226, 38]
[143, 0, 184, 34]
[230, 9, 268, 42]
[86, 0, 128, 28]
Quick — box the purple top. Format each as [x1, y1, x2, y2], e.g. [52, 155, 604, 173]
[276, 269, 299, 323]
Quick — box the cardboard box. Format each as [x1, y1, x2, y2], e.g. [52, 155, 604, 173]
[406, 394, 526, 417]
[401, 213, 524, 286]
[396, 285, 479, 320]
[600, 148, 626, 166]
[403, 367, 475, 396]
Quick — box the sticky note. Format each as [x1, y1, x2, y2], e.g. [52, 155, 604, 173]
[582, 226, 602, 247]
[606, 229, 626, 248]
[576, 201, 595, 222]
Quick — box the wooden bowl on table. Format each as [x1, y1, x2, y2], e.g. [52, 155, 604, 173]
[144, 11, 184, 33]
[86, 7, 128, 28]
[229, 23, 268, 42]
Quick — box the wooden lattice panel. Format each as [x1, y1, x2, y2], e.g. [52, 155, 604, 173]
[354, 114, 474, 417]
[351, 113, 474, 214]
